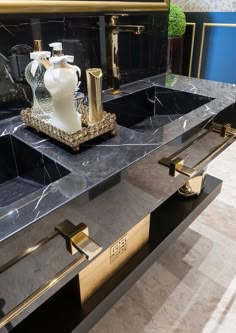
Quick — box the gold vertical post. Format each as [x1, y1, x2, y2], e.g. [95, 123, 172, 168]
[186, 22, 196, 77]
[198, 23, 206, 79]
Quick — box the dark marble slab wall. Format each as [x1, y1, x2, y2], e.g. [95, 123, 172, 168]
[0, 12, 168, 107]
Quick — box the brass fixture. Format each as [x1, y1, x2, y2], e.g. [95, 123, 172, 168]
[0, 221, 102, 329]
[159, 122, 236, 178]
[106, 15, 145, 94]
[0, 221, 104, 274]
[0, 255, 85, 329]
[0, 1, 169, 14]
[86, 68, 104, 124]
[178, 169, 207, 197]
[210, 122, 236, 137]
[185, 22, 196, 77]
[56, 220, 102, 260]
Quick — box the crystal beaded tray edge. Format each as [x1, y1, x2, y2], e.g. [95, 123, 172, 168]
[21, 105, 117, 151]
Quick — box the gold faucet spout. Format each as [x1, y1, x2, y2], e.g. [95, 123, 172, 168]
[111, 25, 145, 35]
[106, 15, 145, 94]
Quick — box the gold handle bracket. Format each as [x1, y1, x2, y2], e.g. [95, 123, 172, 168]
[169, 157, 196, 178]
[209, 122, 236, 138]
[56, 220, 102, 260]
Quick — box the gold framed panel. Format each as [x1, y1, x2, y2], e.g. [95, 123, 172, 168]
[186, 22, 196, 77]
[0, 0, 169, 14]
[198, 23, 236, 79]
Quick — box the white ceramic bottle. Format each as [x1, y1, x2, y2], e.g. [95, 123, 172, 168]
[44, 42, 82, 133]
[25, 40, 52, 118]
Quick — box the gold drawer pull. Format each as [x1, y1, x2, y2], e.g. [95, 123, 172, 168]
[159, 122, 236, 178]
[0, 221, 102, 329]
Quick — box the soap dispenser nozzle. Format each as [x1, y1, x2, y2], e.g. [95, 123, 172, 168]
[86, 68, 104, 124]
[49, 42, 63, 56]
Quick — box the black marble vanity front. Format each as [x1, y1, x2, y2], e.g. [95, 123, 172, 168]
[0, 73, 236, 332]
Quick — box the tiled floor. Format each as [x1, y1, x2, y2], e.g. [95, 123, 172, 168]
[91, 142, 236, 333]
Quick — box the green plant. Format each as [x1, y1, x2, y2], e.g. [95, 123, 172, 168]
[168, 3, 186, 38]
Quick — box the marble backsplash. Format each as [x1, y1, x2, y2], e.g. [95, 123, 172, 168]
[173, 0, 236, 12]
[0, 13, 168, 110]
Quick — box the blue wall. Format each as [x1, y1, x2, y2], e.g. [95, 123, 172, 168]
[186, 12, 236, 84]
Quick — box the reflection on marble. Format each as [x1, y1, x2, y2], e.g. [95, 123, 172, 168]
[0, 12, 168, 112]
[0, 73, 236, 243]
[104, 85, 213, 133]
[91, 142, 236, 333]
[0, 134, 70, 208]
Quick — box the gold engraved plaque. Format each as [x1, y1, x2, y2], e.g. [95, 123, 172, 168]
[110, 235, 128, 263]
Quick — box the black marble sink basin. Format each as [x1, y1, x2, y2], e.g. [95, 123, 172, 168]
[104, 86, 214, 133]
[0, 135, 70, 208]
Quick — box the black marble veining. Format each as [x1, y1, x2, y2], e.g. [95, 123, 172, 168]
[0, 12, 168, 110]
[0, 135, 70, 208]
[104, 86, 213, 132]
[0, 73, 235, 243]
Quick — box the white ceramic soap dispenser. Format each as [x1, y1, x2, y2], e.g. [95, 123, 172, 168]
[25, 40, 52, 118]
[44, 42, 82, 133]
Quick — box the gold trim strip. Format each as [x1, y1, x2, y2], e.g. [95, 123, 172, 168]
[198, 23, 236, 79]
[0, 0, 169, 14]
[186, 22, 196, 77]
[0, 231, 58, 274]
[0, 254, 85, 329]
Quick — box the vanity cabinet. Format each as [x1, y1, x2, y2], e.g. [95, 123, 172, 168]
[0, 126, 233, 332]
[0, 74, 236, 333]
[6, 175, 222, 333]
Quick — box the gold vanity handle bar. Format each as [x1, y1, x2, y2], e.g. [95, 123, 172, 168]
[0, 231, 58, 274]
[0, 254, 85, 330]
[0, 222, 102, 273]
[159, 123, 236, 178]
[0, 221, 102, 329]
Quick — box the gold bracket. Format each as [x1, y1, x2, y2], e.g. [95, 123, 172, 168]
[160, 157, 196, 178]
[56, 220, 102, 260]
[209, 122, 236, 138]
[159, 123, 236, 178]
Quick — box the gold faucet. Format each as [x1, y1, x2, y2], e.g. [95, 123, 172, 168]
[106, 15, 145, 95]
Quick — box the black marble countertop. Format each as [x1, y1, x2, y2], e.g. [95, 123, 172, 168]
[0, 73, 236, 243]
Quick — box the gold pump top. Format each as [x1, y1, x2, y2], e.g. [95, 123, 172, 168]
[34, 40, 42, 52]
[87, 68, 103, 78]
